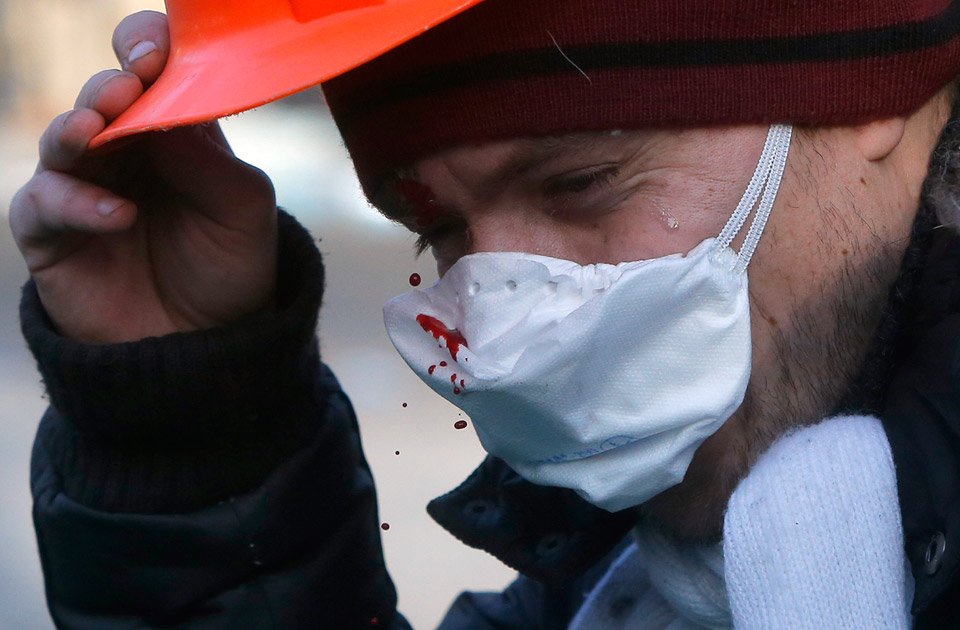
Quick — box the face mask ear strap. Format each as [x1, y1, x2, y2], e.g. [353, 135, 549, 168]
[714, 124, 793, 274]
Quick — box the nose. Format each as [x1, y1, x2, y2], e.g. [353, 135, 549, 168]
[434, 208, 562, 277]
[463, 210, 563, 258]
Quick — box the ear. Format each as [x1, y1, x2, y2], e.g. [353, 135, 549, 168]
[852, 117, 907, 162]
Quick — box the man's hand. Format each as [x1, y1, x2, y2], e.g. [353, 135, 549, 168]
[9, 11, 278, 344]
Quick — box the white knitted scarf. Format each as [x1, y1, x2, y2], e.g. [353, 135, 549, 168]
[570, 415, 914, 629]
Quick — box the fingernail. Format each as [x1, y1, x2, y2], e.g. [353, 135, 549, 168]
[97, 199, 125, 216]
[127, 41, 157, 64]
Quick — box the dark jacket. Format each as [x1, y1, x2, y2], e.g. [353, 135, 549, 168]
[21, 210, 960, 628]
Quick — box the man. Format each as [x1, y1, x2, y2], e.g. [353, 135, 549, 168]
[9, 1, 960, 627]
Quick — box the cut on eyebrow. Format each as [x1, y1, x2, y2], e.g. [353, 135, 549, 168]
[371, 168, 422, 225]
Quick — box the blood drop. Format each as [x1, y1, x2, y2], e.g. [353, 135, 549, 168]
[454, 420, 468, 430]
[409, 273, 421, 287]
[428, 365, 437, 375]
[381, 523, 390, 531]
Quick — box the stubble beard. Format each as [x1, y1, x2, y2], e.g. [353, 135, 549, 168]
[642, 218, 915, 544]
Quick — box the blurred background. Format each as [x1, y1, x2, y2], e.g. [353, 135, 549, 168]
[0, 2, 513, 628]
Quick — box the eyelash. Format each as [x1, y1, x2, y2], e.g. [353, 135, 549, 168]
[544, 165, 620, 197]
[415, 220, 463, 255]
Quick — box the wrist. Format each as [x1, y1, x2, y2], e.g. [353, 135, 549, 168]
[22, 210, 325, 511]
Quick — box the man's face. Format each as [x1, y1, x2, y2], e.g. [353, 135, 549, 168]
[376, 97, 950, 539]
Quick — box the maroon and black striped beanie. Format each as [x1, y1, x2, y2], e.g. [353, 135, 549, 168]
[322, 0, 960, 200]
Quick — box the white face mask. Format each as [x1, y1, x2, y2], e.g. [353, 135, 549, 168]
[384, 124, 793, 512]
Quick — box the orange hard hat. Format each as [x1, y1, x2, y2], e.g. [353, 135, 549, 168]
[91, 0, 486, 148]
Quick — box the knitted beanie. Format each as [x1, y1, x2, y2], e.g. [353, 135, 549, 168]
[321, 0, 960, 200]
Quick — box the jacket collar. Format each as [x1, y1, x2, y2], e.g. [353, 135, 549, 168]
[880, 219, 960, 614]
[427, 455, 638, 587]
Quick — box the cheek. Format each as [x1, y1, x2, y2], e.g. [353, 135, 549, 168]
[597, 168, 752, 262]
[742, 209, 856, 377]
[743, 172, 835, 315]
[595, 197, 735, 263]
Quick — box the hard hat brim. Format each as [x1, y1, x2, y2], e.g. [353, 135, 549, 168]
[91, 0, 486, 148]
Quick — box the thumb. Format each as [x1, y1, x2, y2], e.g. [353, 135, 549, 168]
[146, 123, 276, 223]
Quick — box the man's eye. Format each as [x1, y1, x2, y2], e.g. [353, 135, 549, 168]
[544, 165, 620, 197]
